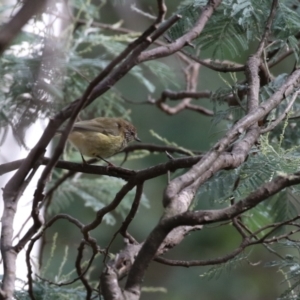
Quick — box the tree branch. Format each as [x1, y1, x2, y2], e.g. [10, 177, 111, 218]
[124, 171, 300, 295]
[138, 0, 222, 63]
[0, 0, 48, 55]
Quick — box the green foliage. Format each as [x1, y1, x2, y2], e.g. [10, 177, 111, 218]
[266, 241, 300, 299]
[150, 129, 195, 156]
[200, 251, 248, 280]
[211, 75, 300, 133]
[2, 0, 300, 145]
[79, 90, 131, 120]
[0, 31, 63, 145]
[143, 60, 180, 90]
[72, 0, 102, 19]
[169, 0, 300, 59]
[266, 89, 300, 148]
[14, 281, 87, 300]
[211, 105, 245, 126]
[274, 1, 300, 39]
[210, 82, 246, 126]
[14, 232, 96, 299]
[2, 0, 300, 298]
[0, 0, 177, 145]
[196, 134, 300, 234]
[47, 173, 149, 225]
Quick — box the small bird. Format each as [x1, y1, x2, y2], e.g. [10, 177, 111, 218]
[65, 117, 141, 165]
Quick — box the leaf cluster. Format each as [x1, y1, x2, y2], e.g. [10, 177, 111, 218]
[46, 169, 149, 225]
[169, 0, 300, 59]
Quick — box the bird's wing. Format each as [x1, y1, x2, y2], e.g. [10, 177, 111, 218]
[72, 119, 120, 136]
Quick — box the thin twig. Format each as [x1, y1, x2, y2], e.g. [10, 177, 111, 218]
[261, 90, 300, 133]
[103, 183, 144, 262]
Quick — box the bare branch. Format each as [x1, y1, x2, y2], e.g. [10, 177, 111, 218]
[76, 242, 93, 299]
[82, 182, 136, 233]
[104, 183, 144, 260]
[164, 68, 300, 206]
[246, 0, 278, 113]
[0, 143, 200, 176]
[180, 49, 245, 72]
[156, 0, 167, 24]
[119, 183, 145, 236]
[124, 172, 300, 295]
[154, 246, 245, 267]
[138, 0, 222, 62]
[150, 63, 210, 115]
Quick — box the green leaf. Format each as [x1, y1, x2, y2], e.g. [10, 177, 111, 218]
[48, 176, 149, 226]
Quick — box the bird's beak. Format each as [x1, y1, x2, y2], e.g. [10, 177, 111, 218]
[135, 136, 142, 142]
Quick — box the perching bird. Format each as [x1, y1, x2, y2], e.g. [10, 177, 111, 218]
[65, 117, 141, 165]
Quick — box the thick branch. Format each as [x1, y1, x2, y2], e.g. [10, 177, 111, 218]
[125, 172, 300, 295]
[164, 68, 300, 205]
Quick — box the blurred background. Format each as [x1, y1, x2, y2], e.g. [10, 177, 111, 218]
[0, 0, 295, 299]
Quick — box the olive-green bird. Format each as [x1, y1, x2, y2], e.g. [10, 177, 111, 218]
[64, 117, 141, 164]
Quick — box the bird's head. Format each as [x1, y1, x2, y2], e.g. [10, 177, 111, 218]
[120, 120, 141, 144]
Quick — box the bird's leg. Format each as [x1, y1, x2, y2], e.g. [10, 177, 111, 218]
[165, 151, 174, 183]
[97, 156, 116, 167]
[80, 153, 88, 165]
